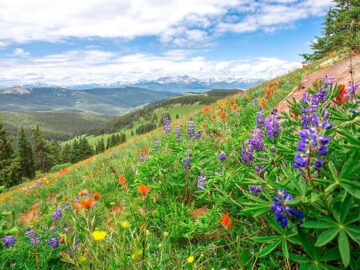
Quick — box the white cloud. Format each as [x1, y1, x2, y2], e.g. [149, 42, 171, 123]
[217, 0, 333, 34]
[12, 48, 30, 57]
[0, 49, 301, 85]
[0, 0, 333, 45]
[0, 41, 8, 48]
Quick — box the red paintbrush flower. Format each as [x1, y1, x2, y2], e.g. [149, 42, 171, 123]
[137, 185, 151, 197]
[221, 212, 232, 229]
[93, 192, 101, 201]
[332, 84, 348, 105]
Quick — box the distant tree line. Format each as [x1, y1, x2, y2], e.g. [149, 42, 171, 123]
[90, 89, 242, 135]
[0, 119, 126, 188]
[0, 122, 61, 187]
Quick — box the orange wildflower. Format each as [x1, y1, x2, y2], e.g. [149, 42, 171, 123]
[219, 111, 227, 120]
[93, 192, 101, 201]
[202, 123, 206, 129]
[137, 185, 151, 197]
[81, 198, 94, 210]
[211, 113, 216, 120]
[231, 103, 238, 111]
[221, 212, 232, 229]
[260, 98, 266, 108]
[118, 175, 127, 186]
[203, 106, 211, 115]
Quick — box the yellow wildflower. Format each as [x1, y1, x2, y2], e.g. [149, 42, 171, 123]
[187, 255, 194, 264]
[92, 231, 107, 241]
[121, 221, 130, 229]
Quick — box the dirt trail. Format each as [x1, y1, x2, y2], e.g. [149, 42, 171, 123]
[276, 54, 360, 113]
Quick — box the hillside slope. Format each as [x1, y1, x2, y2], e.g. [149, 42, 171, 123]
[0, 58, 359, 269]
[0, 86, 178, 115]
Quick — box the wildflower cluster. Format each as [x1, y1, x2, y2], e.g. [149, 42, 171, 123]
[264, 109, 280, 140]
[293, 86, 332, 175]
[271, 189, 304, 228]
[197, 172, 207, 190]
[162, 114, 171, 135]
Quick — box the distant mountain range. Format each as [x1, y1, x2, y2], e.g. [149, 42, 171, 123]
[11, 75, 262, 93]
[0, 76, 261, 115]
[0, 86, 178, 115]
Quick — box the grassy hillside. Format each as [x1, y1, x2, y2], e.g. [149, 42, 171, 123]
[0, 112, 115, 141]
[1, 63, 359, 269]
[0, 87, 178, 115]
[63, 89, 242, 146]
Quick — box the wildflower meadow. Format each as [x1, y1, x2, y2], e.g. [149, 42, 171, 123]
[0, 67, 359, 269]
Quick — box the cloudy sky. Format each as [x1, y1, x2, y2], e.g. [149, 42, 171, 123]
[0, 0, 333, 86]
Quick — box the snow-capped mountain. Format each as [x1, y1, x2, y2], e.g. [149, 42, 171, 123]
[1, 76, 263, 93]
[68, 76, 263, 92]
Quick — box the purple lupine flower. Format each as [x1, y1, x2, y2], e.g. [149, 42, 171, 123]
[74, 196, 80, 203]
[140, 153, 146, 162]
[25, 228, 35, 238]
[241, 140, 254, 164]
[294, 81, 332, 174]
[174, 126, 181, 141]
[65, 202, 71, 211]
[194, 131, 202, 140]
[48, 237, 60, 249]
[323, 75, 335, 86]
[255, 165, 265, 178]
[63, 223, 71, 233]
[183, 151, 191, 170]
[187, 117, 195, 137]
[256, 107, 265, 128]
[264, 109, 280, 140]
[197, 172, 207, 190]
[51, 205, 62, 221]
[249, 128, 264, 151]
[2, 235, 15, 247]
[249, 185, 263, 194]
[30, 236, 41, 246]
[271, 189, 304, 228]
[347, 82, 358, 101]
[218, 151, 227, 161]
[162, 114, 171, 135]
[154, 140, 161, 145]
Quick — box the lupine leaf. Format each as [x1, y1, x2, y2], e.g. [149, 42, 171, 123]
[256, 240, 281, 257]
[315, 228, 339, 247]
[302, 221, 336, 229]
[340, 195, 352, 223]
[338, 231, 350, 268]
[282, 239, 289, 258]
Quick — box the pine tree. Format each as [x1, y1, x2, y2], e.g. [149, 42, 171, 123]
[69, 139, 81, 163]
[60, 143, 72, 163]
[17, 127, 35, 179]
[47, 141, 61, 167]
[106, 137, 111, 149]
[32, 125, 51, 172]
[78, 137, 93, 160]
[302, 0, 360, 62]
[0, 120, 22, 187]
[95, 138, 105, 153]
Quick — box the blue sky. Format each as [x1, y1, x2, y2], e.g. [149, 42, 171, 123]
[0, 0, 333, 86]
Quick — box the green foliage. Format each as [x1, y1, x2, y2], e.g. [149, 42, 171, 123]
[16, 127, 35, 179]
[302, 0, 360, 62]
